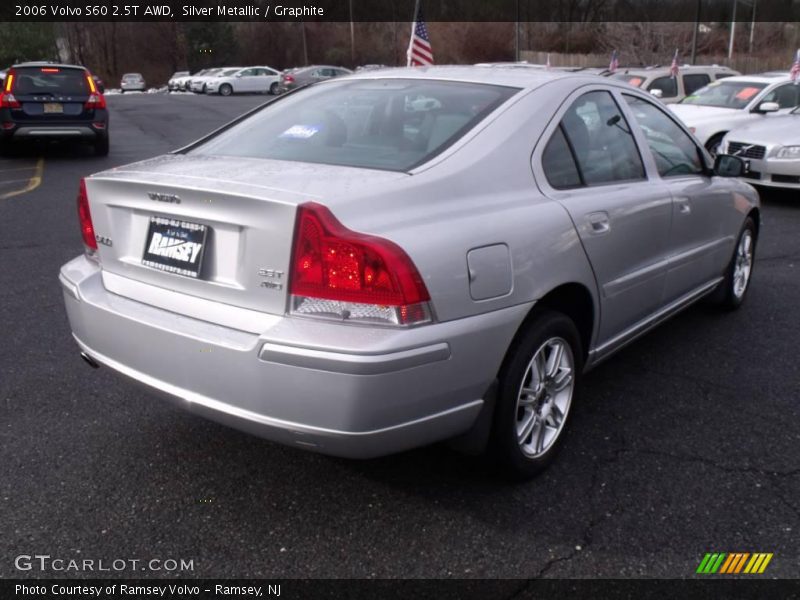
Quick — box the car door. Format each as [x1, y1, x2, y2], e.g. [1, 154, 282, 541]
[235, 68, 258, 92]
[534, 88, 674, 347]
[621, 93, 735, 302]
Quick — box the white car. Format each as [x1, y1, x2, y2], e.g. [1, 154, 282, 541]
[189, 68, 234, 93]
[721, 107, 800, 190]
[205, 66, 281, 96]
[669, 73, 800, 154]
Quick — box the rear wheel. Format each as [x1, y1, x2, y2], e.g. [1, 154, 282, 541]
[219, 84, 233, 97]
[269, 82, 279, 95]
[708, 217, 756, 310]
[489, 310, 583, 480]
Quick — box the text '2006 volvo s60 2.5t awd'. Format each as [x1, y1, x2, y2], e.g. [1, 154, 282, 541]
[60, 66, 760, 479]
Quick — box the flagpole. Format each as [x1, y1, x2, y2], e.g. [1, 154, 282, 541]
[407, 0, 421, 66]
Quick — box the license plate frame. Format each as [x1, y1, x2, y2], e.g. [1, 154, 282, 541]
[142, 217, 208, 279]
[42, 102, 63, 114]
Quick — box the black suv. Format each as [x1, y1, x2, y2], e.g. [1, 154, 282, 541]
[0, 62, 109, 156]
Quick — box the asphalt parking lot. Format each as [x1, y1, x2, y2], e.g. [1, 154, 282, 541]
[1, 92, 799, 581]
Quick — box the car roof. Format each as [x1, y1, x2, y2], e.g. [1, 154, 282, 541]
[12, 62, 87, 71]
[345, 65, 592, 90]
[613, 65, 735, 76]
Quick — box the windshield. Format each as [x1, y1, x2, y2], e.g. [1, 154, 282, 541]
[611, 73, 645, 88]
[12, 67, 89, 96]
[191, 79, 518, 171]
[680, 80, 767, 109]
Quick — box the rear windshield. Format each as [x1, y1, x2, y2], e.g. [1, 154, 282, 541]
[123, 74, 143, 81]
[12, 67, 88, 96]
[191, 79, 519, 171]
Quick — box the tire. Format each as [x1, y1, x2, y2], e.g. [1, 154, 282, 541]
[489, 310, 583, 481]
[120, 89, 125, 94]
[93, 135, 109, 157]
[708, 217, 756, 310]
[705, 133, 726, 157]
[219, 84, 233, 97]
[270, 82, 279, 95]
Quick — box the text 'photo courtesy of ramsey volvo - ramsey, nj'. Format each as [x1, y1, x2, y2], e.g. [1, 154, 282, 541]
[60, 67, 760, 480]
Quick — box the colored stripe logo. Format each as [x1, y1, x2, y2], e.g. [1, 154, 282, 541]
[696, 552, 773, 574]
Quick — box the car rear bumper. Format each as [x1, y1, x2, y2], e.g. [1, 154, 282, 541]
[60, 255, 529, 458]
[1, 122, 106, 142]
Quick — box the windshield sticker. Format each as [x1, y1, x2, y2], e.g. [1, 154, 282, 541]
[735, 87, 760, 101]
[629, 77, 644, 87]
[280, 124, 321, 139]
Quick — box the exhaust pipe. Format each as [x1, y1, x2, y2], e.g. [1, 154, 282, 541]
[80, 352, 100, 369]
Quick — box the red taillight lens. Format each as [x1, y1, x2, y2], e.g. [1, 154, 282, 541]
[284, 74, 294, 83]
[77, 178, 98, 254]
[0, 93, 20, 109]
[84, 93, 106, 110]
[289, 202, 431, 326]
[1, 70, 20, 108]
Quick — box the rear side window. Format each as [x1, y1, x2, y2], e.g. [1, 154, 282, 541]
[648, 76, 678, 99]
[683, 74, 711, 95]
[12, 67, 88, 96]
[542, 126, 581, 189]
[193, 79, 518, 171]
[555, 90, 645, 186]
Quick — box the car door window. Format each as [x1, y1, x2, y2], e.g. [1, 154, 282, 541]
[542, 126, 582, 189]
[683, 74, 711, 96]
[239, 69, 256, 77]
[558, 90, 646, 186]
[761, 84, 800, 109]
[623, 94, 705, 177]
[648, 76, 678, 99]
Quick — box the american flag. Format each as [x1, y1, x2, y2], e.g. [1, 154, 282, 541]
[406, 5, 433, 67]
[670, 49, 680, 79]
[609, 50, 619, 73]
[791, 49, 800, 83]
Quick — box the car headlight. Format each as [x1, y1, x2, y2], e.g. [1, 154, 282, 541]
[776, 146, 800, 159]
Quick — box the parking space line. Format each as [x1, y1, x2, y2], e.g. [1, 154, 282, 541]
[0, 158, 44, 200]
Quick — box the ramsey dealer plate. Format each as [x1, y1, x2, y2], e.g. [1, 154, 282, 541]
[43, 103, 63, 114]
[142, 217, 208, 278]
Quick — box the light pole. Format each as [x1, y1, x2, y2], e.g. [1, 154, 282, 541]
[728, 0, 737, 60]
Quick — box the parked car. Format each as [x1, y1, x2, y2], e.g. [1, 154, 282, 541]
[610, 65, 739, 104]
[206, 66, 281, 96]
[189, 68, 229, 94]
[61, 67, 758, 479]
[720, 106, 800, 190]
[669, 73, 800, 154]
[0, 62, 109, 155]
[277, 65, 352, 93]
[120, 73, 146, 93]
[167, 70, 190, 92]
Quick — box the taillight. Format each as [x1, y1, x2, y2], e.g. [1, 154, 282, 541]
[84, 74, 106, 109]
[289, 202, 431, 326]
[0, 69, 20, 108]
[284, 74, 294, 83]
[77, 178, 98, 256]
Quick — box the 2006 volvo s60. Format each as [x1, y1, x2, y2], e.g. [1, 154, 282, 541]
[61, 67, 760, 479]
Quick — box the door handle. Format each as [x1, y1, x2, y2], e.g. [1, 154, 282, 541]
[587, 212, 610, 234]
[676, 198, 691, 215]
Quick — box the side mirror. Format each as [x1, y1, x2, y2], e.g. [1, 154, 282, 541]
[714, 154, 748, 177]
[650, 89, 664, 99]
[234, 73, 243, 78]
[755, 101, 779, 113]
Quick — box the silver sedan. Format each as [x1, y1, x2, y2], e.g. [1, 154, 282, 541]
[722, 107, 800, 190]
[60, 67, 759, 479]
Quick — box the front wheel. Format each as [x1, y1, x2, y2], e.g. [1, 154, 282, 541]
[219, 84, 233, 97]
[705, 132, 726, 157]
[489, 310, 583, 480]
